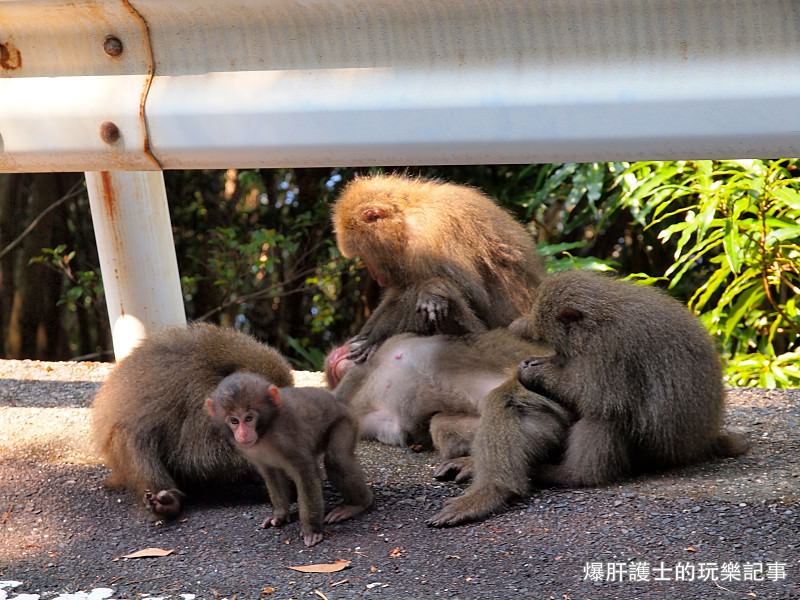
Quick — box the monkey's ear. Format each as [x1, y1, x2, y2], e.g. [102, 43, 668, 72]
[267, 385, 282, 407]
[204, 397, 216, 417]
[557, 306, 583, 324]
[360, 207, 389, 223]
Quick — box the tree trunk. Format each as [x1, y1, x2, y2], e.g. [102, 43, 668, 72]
[5, 174, 73, 359]
[0, 173, 24, 356]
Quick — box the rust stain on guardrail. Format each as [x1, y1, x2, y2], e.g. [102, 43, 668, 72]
[122, 0, 162, 169]
[0, 41, 22, 71]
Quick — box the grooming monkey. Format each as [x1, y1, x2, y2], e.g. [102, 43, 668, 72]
[332, 174, 544, 362]
[92, 323, 294, 519]
[205, 372, 373, 547]
[429, 270, 749, 527]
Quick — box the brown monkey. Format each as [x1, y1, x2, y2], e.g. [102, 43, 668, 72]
[92, 323, 294, 519]
[205, 372, 373, 547]
[429, 270, 749, 527]
[428, 378, 572, 527]
[332, 174, 544, 361]
[327, 329, 559, 467]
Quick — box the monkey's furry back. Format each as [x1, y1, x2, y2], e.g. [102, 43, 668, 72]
[91, 323, 294, 487]
[332, 174, 544, 320]
[529, 270, 726, 467]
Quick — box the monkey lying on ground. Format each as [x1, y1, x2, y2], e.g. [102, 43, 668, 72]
[428, 270, 750, 527]
[206, 372, 373, 547]
[332, 174, 544, 362]
[326, 329, 561, 470]
[92, 323, 294, 519]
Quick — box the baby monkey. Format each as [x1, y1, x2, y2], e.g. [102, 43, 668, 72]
[205, 372, 373, 546]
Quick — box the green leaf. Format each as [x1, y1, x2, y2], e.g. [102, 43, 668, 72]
[664, 228, 724, 282]
[537, 241, 588, 257]
[657, 221, 691, 244]
[724, 285, 765, 338]
[765, 224, 800, 246]
[691, 265, 730, 312]
[623, 273, 668, 285]
[723, 218, 742, 274]
[546, 255, 618, 273]
[771, 186, 800, 210]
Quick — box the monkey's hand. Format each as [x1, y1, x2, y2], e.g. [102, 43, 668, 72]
[346, 335, 377, 364]
[416, 287, 449, 329]
[432, 456, 474, 483]
[426, 484, 509, 528]
[516, 355, 553, 395]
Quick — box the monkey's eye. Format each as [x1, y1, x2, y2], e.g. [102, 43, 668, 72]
[244, 415, 254, 423]
[229, 417, 239, 426]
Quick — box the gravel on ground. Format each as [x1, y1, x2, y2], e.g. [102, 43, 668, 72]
[0, 359, 798, 600]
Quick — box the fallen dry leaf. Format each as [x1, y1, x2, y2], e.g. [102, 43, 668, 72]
[121, 547, 174, 559]
[313, 590, 329, 600]
[388, 547, 404, 558]
[288, 559, 351, 573]
[686, 545, 697, 553]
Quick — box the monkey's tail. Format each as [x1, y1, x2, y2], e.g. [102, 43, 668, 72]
[712, 430, 750, 458]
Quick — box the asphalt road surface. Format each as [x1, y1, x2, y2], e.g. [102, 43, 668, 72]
[0, 360, 798, 600]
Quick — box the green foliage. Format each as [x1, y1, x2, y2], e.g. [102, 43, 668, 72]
[23, 162, 798, 386]
[30, 245, 104, 312]
[165, 168, 357, 370]
[617, 159, 800, 387]
[162, 162, 799, 383]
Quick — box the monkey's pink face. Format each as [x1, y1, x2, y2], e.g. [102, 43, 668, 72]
[364, 258, 390, 287]
[227, 412, 259, 447]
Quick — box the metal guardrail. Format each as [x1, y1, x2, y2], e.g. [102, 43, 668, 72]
[1, 0, 799, 357]
[2, 0, 799, 172]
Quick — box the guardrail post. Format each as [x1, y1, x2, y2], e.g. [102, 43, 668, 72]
[85, 170, 186, 360]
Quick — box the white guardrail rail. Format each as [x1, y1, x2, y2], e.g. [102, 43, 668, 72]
[2, 0, 799, 171]
[1, 0, 799, 358]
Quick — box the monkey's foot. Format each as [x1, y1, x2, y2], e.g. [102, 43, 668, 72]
[260, 511, 291, 529]
[324, 503, 369, 524]
[426, 485, 508, 528]
[302, 529, 324, 547]
[432, 456, 474, 483]
[143, 489, 185, 519]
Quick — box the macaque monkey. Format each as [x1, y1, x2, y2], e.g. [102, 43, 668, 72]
[327, 329, 560, 469]
[332, 174, 544, 362]
[92, 323, 294, 519]
[205, 372, 373, 547]
[429, 270, 749, 527]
